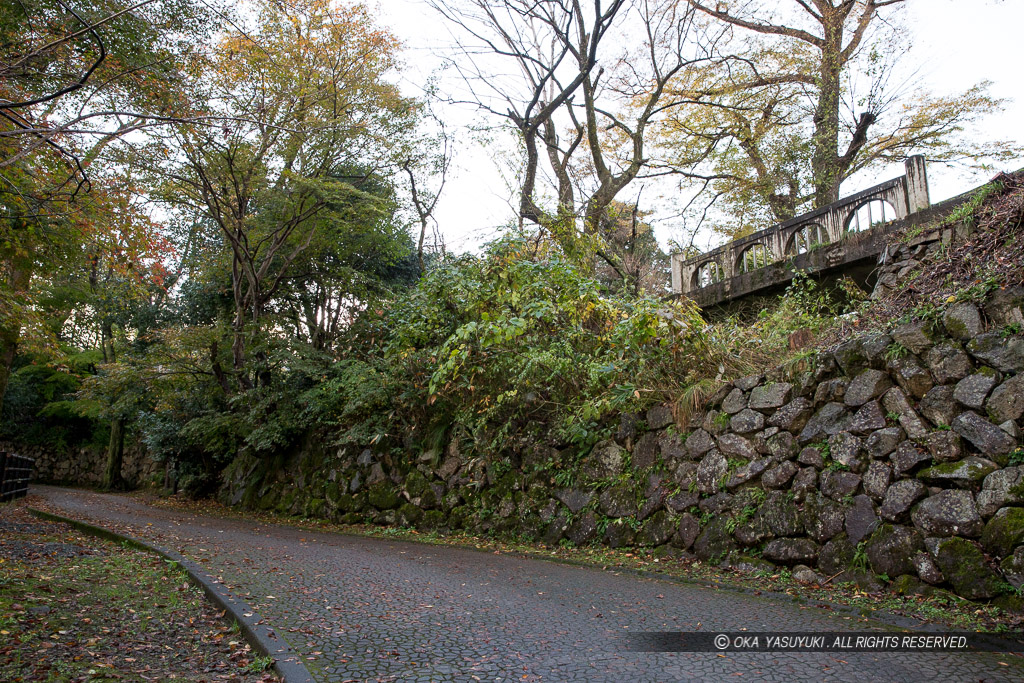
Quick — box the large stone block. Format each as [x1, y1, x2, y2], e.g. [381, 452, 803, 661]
[582, 440, 627, 479]
[987, 373, 1024, 424]
[888, 357, 934, 400]
[768, 397, 814, 432]
[717, 433, 757, 460]
[848, 401, 888, 436]
[799, 402, 851, 443]
[919, 385, 960, 428]
[820, 470, 861, 500]
[968, 332, 1024, 373]
[763, 538, 820, 565]
[911, 489, 983, 537]
[685, 429, 716, 459]
[892, 320, 934, 355]
[829, 431, 867, 473]
[930, 537, 1003, 600]
[696, 449, 728, 494]
[943, 302, 984, 340]
[879, 479, 927, 521]
[845, 494, 879, 544]
[646, 404, 675, 429]
[866, 524, 923, 577]
[866, 427, 903, 459]
[749, 382, 793, 411]
[863, 461, 892, 501]
[925, 342, 974, 384]
[916, 457, 998, 488]
[845, 369, 893, 407]
[977, 466, 1024, 518]
[954, 371, 1000, 410]
[980, 506, 1024, 557]
[952, 411, 1017, 462]
[882, 388, 929, 439]
[730, 408, 765, 434]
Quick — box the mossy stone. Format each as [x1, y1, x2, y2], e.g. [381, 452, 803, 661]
[917, 457, 998, 486]
[337, 512, 364, 525]
[324, 481, 339, 502]
[992, 594, 1024, 614]
[637, 510, 676, 547]
[404, 470, 430, 498]
[517, 513, 545, 542]
[367, 483, 400, 510]
[332, 493, 357, 513]
[256, 488, 280, 511]
[931, 537, 1003, 600]
[604, 519, 637, 548]
[275, 490, 297, 514]
[447, 506, 470, 530]
[865, 524, 922, 577]
[420, 509, 446, 531]
[981, 507, 1024, 557]
[304, 498, 325, 518]
[398, 502, 424, 525]
[888, 574, 932, 596]
[693, 517, 736, 563]
[418, 486, 439, 510]
[729, 554, 776, 573]
[818, 534, 855, 574]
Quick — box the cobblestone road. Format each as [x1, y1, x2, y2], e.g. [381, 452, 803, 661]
[30, 486, 1024, 682]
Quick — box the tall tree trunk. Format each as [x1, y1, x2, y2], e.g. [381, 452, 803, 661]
[811, 18, 844, 208]
[0, 327, 18, 411]
[0, 260, 32, 410]
[104, 416, 126, 490]
[100, 321, 126, 490]
[230, 254, 253, 392]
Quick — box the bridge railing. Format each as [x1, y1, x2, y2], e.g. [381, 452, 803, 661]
[0, 451, 34, 502]
[671, 156, 930, 296]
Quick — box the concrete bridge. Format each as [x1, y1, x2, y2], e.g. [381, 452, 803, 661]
[671, 156, 931, 308]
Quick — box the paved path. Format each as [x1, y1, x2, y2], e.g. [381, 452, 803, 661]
[30, 486, 1023, 682]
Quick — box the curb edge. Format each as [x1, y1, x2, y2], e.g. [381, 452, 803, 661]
[28, 507, 315, 683]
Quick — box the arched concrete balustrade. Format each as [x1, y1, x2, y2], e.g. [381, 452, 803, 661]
[671, 156, 930, 297]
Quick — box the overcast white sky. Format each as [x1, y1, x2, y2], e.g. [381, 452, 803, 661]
[375, 0, 1024, 254]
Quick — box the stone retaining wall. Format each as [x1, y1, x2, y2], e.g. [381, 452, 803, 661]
[220, 286, 1024, 608]
[2, 441, 160, 488]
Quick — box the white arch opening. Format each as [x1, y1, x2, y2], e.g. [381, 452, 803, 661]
[788, 223, 829, 255]
[846, 199, 898, 234]
[739, 243, 771, 273]
[694, 260, 724, 288]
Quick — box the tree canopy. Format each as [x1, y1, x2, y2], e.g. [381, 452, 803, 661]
[655, 0, 1021, 237]
[0, 0, 1020, 493]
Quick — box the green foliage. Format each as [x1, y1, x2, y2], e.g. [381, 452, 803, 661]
[378, 234, 707, 455]
[553, 469, 576, 488]
[725, 506, 756, 534]
[243, 656, 275, 674]
[852, 542, 869, 572]
[0, 350, 106, 449]
[1002, 323, 1023, 339]
[824, 459, 849, 473]
[884, 342, 910, 362]
[1007, 448, 1024, 467]
[943, 182, 1005, 227]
